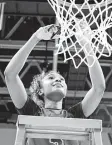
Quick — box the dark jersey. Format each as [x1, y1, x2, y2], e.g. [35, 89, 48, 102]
[16, 97, 86, 145]
[17, 97, 85, 118]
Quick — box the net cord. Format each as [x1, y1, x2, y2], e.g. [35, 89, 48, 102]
[47, 0, 112, 68]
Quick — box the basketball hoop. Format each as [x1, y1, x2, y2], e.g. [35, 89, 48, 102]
[47, 0, 112, 68]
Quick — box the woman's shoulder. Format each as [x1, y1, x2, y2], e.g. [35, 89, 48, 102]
[16, 96, 41, 116]
[67, 102, 86, 118]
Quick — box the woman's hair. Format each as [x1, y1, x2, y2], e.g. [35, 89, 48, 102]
[29, 70, 61, 107]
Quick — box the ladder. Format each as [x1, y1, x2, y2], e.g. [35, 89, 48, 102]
[14, 115, 103, 145]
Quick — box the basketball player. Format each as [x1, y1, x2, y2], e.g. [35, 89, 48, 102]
[4, 23, 105, 145]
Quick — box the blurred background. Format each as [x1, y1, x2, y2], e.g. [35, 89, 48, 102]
[0, 0, 112, 145]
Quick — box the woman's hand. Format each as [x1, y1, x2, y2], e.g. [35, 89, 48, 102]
[35, 24, 60, 40]
[75, 19, 92, 46]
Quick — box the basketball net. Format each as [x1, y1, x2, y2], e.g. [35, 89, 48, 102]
[47, 0, 112, 68]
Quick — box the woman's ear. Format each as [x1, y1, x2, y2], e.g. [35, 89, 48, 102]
[38, 89, 44, 96]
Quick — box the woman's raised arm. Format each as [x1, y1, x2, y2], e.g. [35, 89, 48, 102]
[4, 24, 58, 109]
[75, 21, 105, 117]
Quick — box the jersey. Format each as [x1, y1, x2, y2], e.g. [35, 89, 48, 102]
[16, 97, 86, 145]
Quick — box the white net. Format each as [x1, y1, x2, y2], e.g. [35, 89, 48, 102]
[47, 0, 112, 68]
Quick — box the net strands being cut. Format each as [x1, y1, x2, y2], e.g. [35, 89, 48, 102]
[47, 0, 112, 68]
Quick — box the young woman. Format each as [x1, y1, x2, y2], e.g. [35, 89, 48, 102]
[4, 23, 105, 144]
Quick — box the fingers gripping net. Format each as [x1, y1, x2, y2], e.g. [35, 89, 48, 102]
[47, 0, 112, 68]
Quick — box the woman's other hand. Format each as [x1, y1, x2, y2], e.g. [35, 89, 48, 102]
[35, 24, 60, 40]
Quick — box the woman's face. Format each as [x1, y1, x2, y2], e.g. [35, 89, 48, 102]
[41, 71, 67, 102]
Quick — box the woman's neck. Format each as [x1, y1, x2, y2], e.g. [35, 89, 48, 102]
[44, 98, 63, 110]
